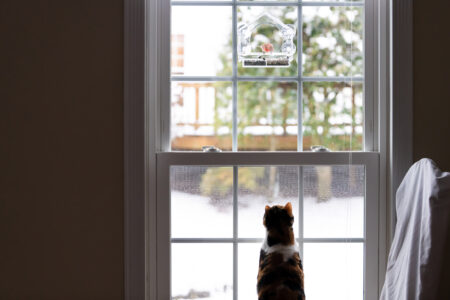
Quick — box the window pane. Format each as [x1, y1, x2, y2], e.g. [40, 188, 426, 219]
[240, 243, 364, 300]
[238, 82, 297, 151]
[171, 166, 233, 238]
[304, 0, 362, 2]
[238, 6, 298, 77]
[171, 82, 232, 151]
[172, 243, 233, 300]
[303, 82, 363, 151]
[303, 165, 364, 238]
[238, 166, 299, 238]
[171, 6, 232, 76]
[304, 243, 363, 300]
[303, 6, 363, 77]
[238, 243, 262, 300]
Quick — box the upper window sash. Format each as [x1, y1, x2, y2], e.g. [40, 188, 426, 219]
[159, 0, 377, 152]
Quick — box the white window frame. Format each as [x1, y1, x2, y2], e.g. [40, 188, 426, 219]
[124, 0, 413, 299]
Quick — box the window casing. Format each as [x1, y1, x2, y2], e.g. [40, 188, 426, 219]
[146, 0, 386, 299]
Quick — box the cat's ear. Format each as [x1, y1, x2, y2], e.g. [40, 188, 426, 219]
[265, 205, 270, 213]
[284, 202, 292, 214]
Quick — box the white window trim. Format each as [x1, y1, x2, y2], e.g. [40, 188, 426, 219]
[124, 0, 413, 299]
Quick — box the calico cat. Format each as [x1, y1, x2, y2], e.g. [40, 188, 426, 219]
[257, 202, 305, 300]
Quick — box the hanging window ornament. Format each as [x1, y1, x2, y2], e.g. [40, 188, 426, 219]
[238, 13, 296, 68]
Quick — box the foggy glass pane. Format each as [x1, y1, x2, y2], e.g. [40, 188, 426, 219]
[238, 82, 298, 151]
[238, 166, 299, 238]
[302, 82, 363, 151]
[303, 6, 363, 77]
[171, 82, 232, 151]
[171, 6, 232, 76]
[303, 165, 364, 238]
[238, 243, 261, 300]
[172, 243, 233, 300]
[171, 166, 233, 238]
[304, 243, 363, 300]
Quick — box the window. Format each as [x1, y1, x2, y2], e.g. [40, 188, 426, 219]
[148, 0, 385, 299]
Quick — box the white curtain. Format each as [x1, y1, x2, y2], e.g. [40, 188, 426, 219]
[380, 158, 450, 300]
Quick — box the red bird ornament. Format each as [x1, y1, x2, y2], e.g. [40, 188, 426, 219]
[261, 43, 274, 53]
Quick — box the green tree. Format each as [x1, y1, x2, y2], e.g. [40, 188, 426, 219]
[204, 6, 364, 199]
[302, 6, 363, 150]
[215, 6, 363, 151]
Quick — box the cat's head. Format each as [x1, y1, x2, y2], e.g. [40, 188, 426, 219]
[263, 202, 294, 229]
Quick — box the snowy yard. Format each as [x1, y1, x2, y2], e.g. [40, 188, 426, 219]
[171, 190, 364, 300]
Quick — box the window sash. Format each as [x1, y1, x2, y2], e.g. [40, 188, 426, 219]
[161, 0, 376, 152]
[156, 151, 379, 300]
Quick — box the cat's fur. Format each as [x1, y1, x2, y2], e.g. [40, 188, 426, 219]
[257, 202, 305, 300]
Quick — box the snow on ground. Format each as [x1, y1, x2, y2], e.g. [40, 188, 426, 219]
[172, 243, 233, 300]
[171, 191, 364, 300]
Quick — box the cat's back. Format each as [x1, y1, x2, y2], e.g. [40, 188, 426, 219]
[257, 247, 305, 300]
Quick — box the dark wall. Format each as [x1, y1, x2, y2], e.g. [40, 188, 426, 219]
[413, 0, 450, 171]
[414, 3, 450, 298]
[0, 1, 124, 299]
